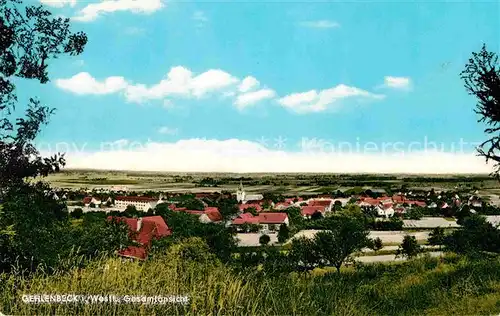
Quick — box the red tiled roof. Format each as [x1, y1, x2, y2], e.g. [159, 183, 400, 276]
[309, 200, 332, 207]
[83, 197, 92, 204]
[232, 213, 260, 225]
[204, 207, 219, 212]
[109, 216, 171, 260]
[115, 196, 157, 202]
[239, 204, 262, 212]
[301, 206, 325, 216]
[205, 209, 223, 222]
[258, 213, 288, 224]
[185, 210, 204, 215]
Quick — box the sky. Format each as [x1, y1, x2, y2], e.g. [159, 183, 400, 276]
[18, 0, 500, 173]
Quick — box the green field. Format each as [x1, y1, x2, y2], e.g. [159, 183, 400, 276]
[43, 169, 500, 200]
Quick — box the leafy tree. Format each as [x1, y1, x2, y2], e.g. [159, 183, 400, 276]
[444, 214, 500, 256]
[405, 207, 423, 220]
[123, 205, 140, 218]
[277, 224, 290, 243]
[285, 206, 303, 226]
[216, 197, 239, 220]
[71, 208, 83, 219]
[315, 216, 371, 273]
[248, 224, 261, 233]
[371, 237, 383, 252]
[460, 44, 500, 177]
[244, 207, 258, 216]
[334, 200, 342, 211]
[396, 235, 421, 259]
[71, 217, 131, 259]
[178, 198, 205, 211]
[428, 227, 446, 247]
[310, 211, 323, 220]
[288, 236, 319, 272]
[259, 234, 270, 246]
[155, 204, 237, 262]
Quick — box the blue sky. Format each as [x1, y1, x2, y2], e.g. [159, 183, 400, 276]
[17, 0, 500, 173]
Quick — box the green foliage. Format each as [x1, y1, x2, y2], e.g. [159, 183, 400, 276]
[70, 217, 132, 259]
[371, 237, 383, 252]
[177, 198, 205, 211]
[244, 207, 258, 216]
[123, 205, 140, 218]
[405, 207, 423, 220]
[71, 208, 83, 219]
[460, 44, 500, 177]
[216, 197, 239, 220]
[444, 214, 500, 256]
[277, 224, 290, 243]
[285, 206, 303, 226]
[428, 227, 446, 246]
[397, 235, 421, 259]
[314, 216, 371, 273]
[155, 204, 236, 262]
[0, 182, 70, 272]
[288, 237, 319, 272]
[259, 234, 270, 246]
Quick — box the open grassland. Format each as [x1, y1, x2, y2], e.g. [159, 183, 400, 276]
[43, 169, 500, 197]
[1, 254, 500, 315]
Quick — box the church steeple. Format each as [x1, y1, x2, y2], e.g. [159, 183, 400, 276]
[236, 180, 245, 203]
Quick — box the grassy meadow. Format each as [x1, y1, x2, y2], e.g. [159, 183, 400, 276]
[2, 252, 500, 315]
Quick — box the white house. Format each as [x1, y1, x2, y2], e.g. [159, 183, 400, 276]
[114, 196, 158, 211]
[375, 205, 394, 218]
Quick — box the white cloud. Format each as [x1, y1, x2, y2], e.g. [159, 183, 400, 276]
[238, 76, 260, 93]
[40, 0, 76, 7]
[55, 69, 383, 113]
[278, 84, 385, 113]
[299, 20, 340, 29]
[158, 126, 178, 135]
[73, 0, 164, 22]
[235, 89, 276, 109]
[383, 76, 411, 89]
[47, 138, 491, 174]
[55, 72, 128, 95]
[124, 66, 239, 103]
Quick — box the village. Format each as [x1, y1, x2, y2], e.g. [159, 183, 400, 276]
[48, 180, 500, 261]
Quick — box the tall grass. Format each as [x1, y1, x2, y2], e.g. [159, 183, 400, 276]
[1, 253, 500, 315]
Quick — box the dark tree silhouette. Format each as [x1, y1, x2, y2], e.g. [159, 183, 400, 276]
[0, 0, 87, 271]
[461, 44, 500, 177]
[0, 0, 87, 190]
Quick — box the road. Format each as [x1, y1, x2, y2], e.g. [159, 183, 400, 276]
[356, 251, 444, 263]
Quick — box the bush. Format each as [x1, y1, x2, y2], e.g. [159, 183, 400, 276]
[259, 234, 271, 246]
[71, 208, 84, 219]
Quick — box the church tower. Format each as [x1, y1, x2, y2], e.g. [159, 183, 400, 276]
[236, 180, 245, 203]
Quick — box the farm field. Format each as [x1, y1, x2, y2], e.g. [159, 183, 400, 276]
[44, 169, 500, 200]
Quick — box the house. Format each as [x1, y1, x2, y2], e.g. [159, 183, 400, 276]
[83, 196, 102, 207]
[301, 206, 325, 218]
[374, 205, 394, 218]
[199, 208, 223, 223]
[236, 181, 264, 204]
[114, 196, 159, 211]
[108, 216, 171, 260]
[308, 199, 334, 212]
[232, 213, 289, 232]
[257, 213, 289, 231]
